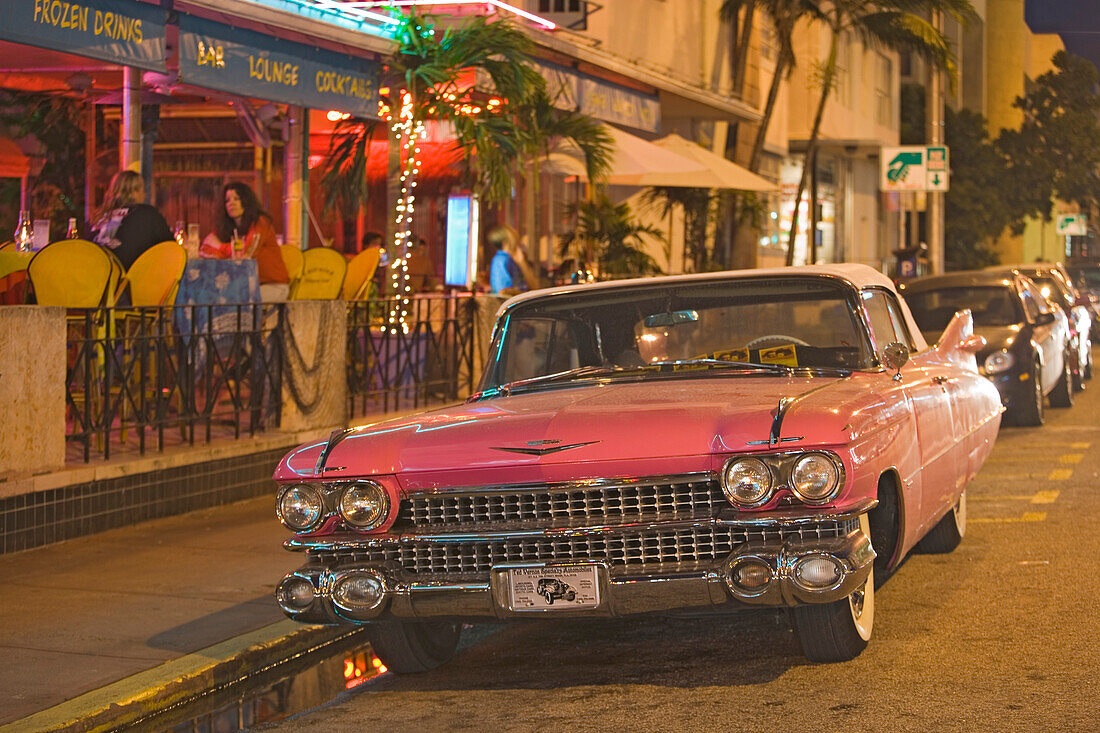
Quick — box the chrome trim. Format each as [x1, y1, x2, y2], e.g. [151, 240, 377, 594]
[275, 516, 875, 621]
[285, 507, 874, 550]
[404, 472, 714, 497]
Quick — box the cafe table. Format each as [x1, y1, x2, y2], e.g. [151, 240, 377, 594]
[173, 258, 261, 363]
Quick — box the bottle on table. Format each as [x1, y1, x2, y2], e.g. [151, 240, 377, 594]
[13, 210, 32, 252]
[65, 217, 79, 239]
[231, 228, 244, 259]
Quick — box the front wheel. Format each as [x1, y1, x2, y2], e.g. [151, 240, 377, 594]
[793, 567, 875, 663]
[1011, 363, 1045, 427]
[366, 620, 461, 674]
[1050, 353, 1075, 408]
[792, 514, 875, 663]
[918, 491, 967, 554]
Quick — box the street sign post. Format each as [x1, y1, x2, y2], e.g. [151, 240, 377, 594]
[881, 145, 949, 192]
[1055, 214, 1087, 236]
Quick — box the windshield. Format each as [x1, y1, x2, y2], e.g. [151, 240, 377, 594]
[481, 277, 870, 391]
[905, 286, 1022, 332]
[1030, 276, 1074, 310]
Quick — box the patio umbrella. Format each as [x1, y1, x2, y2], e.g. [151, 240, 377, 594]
[542, 124, 706, 182]
[624, 133, 777, 191]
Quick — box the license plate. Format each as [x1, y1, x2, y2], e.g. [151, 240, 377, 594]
[505, 565, 600, 611]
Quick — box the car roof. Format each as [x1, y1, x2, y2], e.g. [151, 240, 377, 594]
[900, 270, 1019, 293]
[501, 263, 898, 310]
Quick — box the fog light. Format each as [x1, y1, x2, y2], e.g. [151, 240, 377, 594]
[793, 555, 844, 589]
[276, 576, 315, 612]
[333, 572, 386, 610]
[731, 559, 772, 591]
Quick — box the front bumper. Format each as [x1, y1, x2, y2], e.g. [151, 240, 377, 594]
[276, 513, 875, 624]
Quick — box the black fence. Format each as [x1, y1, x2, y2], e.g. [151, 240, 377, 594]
[65, 303, 283, 463]
[62, 295, 482, 463]
[346, 294, 481, 417]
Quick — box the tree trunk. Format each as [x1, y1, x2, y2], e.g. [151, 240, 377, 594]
[749, 45, 791, 174]
[786, 30, 838, 267]
[731, 7, 754, 98]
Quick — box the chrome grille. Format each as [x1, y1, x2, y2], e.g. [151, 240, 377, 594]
[400, 476, 724, 530]
[332, 518, 858, 576]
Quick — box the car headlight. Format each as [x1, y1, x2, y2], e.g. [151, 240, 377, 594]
[722, 457, 773, 507]
[983, 350, 1015, 374]
[278, 484, 324, 531]
[338, 481, 390, 529]
[790, 453, 842, 503]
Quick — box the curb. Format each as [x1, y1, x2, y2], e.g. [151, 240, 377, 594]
[1, 621, 370, 733]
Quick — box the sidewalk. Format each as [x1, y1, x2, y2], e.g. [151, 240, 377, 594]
[0, 493, 341, 731]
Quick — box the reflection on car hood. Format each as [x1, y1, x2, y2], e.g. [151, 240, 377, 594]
[274, 374, 893, 488]
[923, 324, 1023, 357]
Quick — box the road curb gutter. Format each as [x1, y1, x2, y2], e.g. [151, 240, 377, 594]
[0, 620, 369, 733]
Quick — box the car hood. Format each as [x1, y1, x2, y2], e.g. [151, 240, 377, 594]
[274, 374, 888, 487]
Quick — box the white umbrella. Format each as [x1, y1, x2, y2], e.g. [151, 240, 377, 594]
[542, 124, 706, 181]
[542, 128, 776, 192]
[629, 133, 777, 191]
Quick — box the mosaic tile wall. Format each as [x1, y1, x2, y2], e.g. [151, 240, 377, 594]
[0, 446, 295, 554]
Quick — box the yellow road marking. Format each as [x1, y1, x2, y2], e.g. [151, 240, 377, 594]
[970, 512, 1047, 524]
[972, 490, 1060, 502]
[1059, 453, 1084, 464]
[1048, 468, 1074, 481]
[1070, 442, 1091, 449]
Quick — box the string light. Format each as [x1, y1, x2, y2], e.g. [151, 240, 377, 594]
[384, 89, 426, 334]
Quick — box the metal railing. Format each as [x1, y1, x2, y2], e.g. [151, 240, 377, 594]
[64, 303, 283, 463]
[62, 294, 482, 463]
[346, 294, 481, 417]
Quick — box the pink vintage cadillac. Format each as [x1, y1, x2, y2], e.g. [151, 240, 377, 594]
[273, 264, 1002, 670]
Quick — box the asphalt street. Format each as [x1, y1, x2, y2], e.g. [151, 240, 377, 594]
[263, 375, 1100, 733]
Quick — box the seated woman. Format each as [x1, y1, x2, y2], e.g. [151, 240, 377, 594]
[201, 182, 289, 301]
[90, 170, 174, 270]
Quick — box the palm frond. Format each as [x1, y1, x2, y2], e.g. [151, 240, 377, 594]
[856, 11, 956, 79]
[319, 117, 380, 216]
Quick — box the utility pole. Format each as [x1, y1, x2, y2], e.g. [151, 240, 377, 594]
[926, 9, 945, 274]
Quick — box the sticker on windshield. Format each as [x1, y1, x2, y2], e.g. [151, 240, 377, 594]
[759, 345, 799, 366]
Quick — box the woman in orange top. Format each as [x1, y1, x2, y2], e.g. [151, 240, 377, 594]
[201, 182, 289, 301]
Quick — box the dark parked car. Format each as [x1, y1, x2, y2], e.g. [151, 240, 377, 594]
[901, 270, 1073, 425]
[1065, 262, 1100, 336]
[986, 264, 1093, 390]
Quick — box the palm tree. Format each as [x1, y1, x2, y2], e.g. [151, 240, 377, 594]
[784, 0, 976, 266]
[511, 85, 613, 272]
[721, 1, 824, 174]
[558, 194, 664, 279]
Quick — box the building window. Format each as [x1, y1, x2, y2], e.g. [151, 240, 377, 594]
[538, 1, 583, 12]
[536, 0, 586, 29]
[876, 53, 893, 127]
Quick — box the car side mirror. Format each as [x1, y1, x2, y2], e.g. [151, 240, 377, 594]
[1035, 311, 1056, 326]
[881, 341, 909, 380]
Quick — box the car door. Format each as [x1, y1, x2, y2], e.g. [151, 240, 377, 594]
[862, 288, 958, 522]
[1020, 279, 1061, 392]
